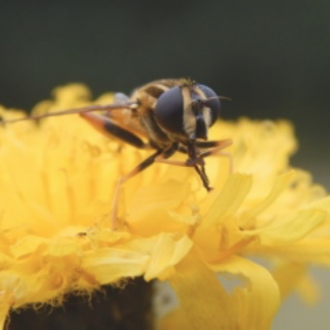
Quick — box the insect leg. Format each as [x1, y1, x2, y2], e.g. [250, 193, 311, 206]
[156, 139, 233, 191]
[111, 149, 163, 230]
[80, 112, 148, 149]
[176, 139, 232, 161]
[198, 139, 233, 172]
[196, 138, 232, 150]
[176, 138, 232, 156]
[155, 155, 212, 191]
[155, 153, 211, 191]
[193, 164, 211, 191]
[111, 144, 179, 229]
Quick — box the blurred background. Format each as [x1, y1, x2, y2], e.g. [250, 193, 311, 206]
[0, 1, 329, 329]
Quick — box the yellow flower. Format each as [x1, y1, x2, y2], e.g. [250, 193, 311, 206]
[0, 84, 330, 330]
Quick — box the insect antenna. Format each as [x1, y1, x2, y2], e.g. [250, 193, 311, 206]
[206, 95, 232, 102]
[0, 101, 139, 125]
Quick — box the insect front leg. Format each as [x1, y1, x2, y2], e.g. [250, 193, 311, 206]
[155, 156, 212, 191]
[155, 147, 211, 191]
[155, 139, 233, 191]
[111, 144, 178, 230]
[111, 149, 163, 230]
[197, 139, 233, 173]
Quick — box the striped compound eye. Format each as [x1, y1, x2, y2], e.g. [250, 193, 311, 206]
[154, 84, 221, 139]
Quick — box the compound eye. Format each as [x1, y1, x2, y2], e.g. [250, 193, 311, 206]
[197, 84, 221, 126]
[154, 86, 184, 135]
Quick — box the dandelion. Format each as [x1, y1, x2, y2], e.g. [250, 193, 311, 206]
[0, 84, 329, 330]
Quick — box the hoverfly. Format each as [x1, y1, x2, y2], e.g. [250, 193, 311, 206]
[1, 79, 232, 229]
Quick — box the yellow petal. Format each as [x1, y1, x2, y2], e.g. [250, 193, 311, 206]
[82, 247, 149, 284]
[272, 262, 307, 300]
[10, 235, 46, 258]
[247, 240, 330, 266]
[272, 262, 321, 304]
[144, 234, 193, 281]
[296, 273, 321, 304]
[0, 305, 9, 330]
[247, 209, 326, 245]
[127, 179, 196, 236]
[169, 251, 237, 330]
[240, 171, 294, 228]
[210, 256, 280, 330]
[159, 309, 191, 330]
[201, 173, 252, 229]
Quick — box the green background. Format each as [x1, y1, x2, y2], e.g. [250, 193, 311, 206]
[0, 2, 329, 328]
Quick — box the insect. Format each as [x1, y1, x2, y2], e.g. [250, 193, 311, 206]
[1, 79, 232, 229]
